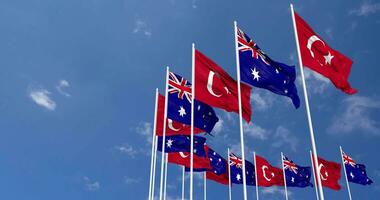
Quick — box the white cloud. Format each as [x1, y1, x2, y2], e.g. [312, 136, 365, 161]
[350, 2, 380, 16]
[83, 176, 100, 191]
[251, 91, 275, 111]
[301, 68, 330, 94]
[29, 88, 56, 111]
[244, 122, 269, 140]
[272, 126, 299, 152]
[133, 19, 152, 37]
[115, 144, 138, 158]
[261, 187, 291, 197]
[212, 118, 224, 135]
[56, 79, 71, 97]
[124, 177, 141, 184]
[328, 96, 380, 135]
[136, 122, 153, 143]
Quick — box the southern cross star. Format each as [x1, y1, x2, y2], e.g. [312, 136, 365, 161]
[166, 139, 174, 148]
[251, 68, 260, 81]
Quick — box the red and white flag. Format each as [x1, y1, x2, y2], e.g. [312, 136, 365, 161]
[195, 49, 252, 122]
[294, 12, 357, 94]
[312, 156, 342, 190]
[255, 155, 284, 187]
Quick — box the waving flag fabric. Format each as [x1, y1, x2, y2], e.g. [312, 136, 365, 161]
[342, 151, 373, 185]
[168, 145, 211, 170]
[157, 135, 207, 157]
[155, 94, 203, 136]
[167, 71, 219, 133]
[294, 12, 357, 94]
[229, 153, 255, 185]
[195, 49, 252, 122]
[313, 157, 341, 190]
[237, 27, 300, 108]
[283, 155, 313, 187]
[255, 155, 284, 187]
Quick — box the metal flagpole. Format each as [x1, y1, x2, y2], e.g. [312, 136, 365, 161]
[281, 152, 289, 200]
[340, 146, 353, 200]
[163, 153, 168, 200]
[228, 148, 232, 200]
[190, 43, 195, 200]
[159, 67, 170, 200]
[152, 136, 158, 200]
[182, 166, 185, 200]
[234, 20, 248, 200]
[290, 4, 325, 200]
[253, 152, 259, 200]
[204, 172, 207, 200]
[148, 89, 159, 200]
[310, 150, 320, 200]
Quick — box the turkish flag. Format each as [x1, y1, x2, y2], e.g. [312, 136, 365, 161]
[195, 49, 252, 122]
[206, 171, 229, 185]
[294, 12, 357, 94]
[168, 146, 211, 170]
[255, 155, 284, 187]
[155, 94, 203, 136]
[312, 157, 341, 190]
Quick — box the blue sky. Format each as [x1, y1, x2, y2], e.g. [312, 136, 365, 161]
[0, 0, 379, 199]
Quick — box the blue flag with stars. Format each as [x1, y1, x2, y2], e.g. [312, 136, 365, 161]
[283, 155, 312, 187]
[237, 27, 300, 108]
[167, 71, 219, 133]
[342, 151, 373, 185]
[229, 153, 255, 185]
[186, 146, 228, 176]
[157, 135, 207, 157]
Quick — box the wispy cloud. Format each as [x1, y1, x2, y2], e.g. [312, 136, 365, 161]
[272, 126, 299, 152]
[350, 1, 380, 16]
[261, 187, 291, 197]
[56, 79, 71, 97]
[212, 118, 224, 136]
[124, 176, 141, 184]
[29, 88, 56, 111]
[133, 19, 152, 37]
[244, 122, 269, 140]
[83, 176, 100, 191]
[301, 68, 330, 94]
[136, 122, 153, 143]
[251, 91, 275, 111]
[328, 96, 380, 135]
[114, 143, 138, 158]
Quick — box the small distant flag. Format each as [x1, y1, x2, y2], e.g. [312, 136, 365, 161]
[195, 49, 252, 122]
[157, 135, 207, 157]
[167, 71, 219, 133]
[283, 155, 313, 187]
[294, 12, 357, 94]
[255, 155, 284, 187]
[168, 145, 211, 170]
[342, 151, 373, 185]
[313, 157, 341, 190]
[155, 94, 203, 136]
[237, 26, 300, 108]
[229, 153, 256, 185]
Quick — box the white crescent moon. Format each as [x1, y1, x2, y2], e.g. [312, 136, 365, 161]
[167, 119, 182, 132]
[307, 35, 325, 58]
[262, 165, 272, 181]
[318, 163, 328, 180]
[179, 152, 189, 158]
[207, 71, 222, 97]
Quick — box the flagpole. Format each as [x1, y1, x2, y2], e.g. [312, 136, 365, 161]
[148, 89, 159, 200]
[182, 166, 185, 200]
[204, 172, 207, 200]
[281, 152, 289, 200]
[163, 153, 168, 200]
[340, 146, 353, 200]
[310, 150, 320, 200]
[253, 152, 259, 200]
[159, 67, 170, 200]
[290, 4, 324, 200]
[190, 43, 195, 200]
[152, 136, 158, 200]
[228, 148, 232, 200]
[234, 20, 248, 200]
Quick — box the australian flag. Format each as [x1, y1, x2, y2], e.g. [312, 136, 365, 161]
[283, 155, 312, 187]
[229, 153, 255, 185]
[237, 27, 300, 108]
[167, 71, 219, 133]
[157, 135, 207, 157]
[186, 146, 227, 174]
[343, 151, 373, 185]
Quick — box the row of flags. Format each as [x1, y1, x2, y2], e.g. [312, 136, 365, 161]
[157, 135, 373, 189]
[149, 5, 369, 200]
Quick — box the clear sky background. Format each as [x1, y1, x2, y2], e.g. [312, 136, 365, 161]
[0, 0, 379, 199]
